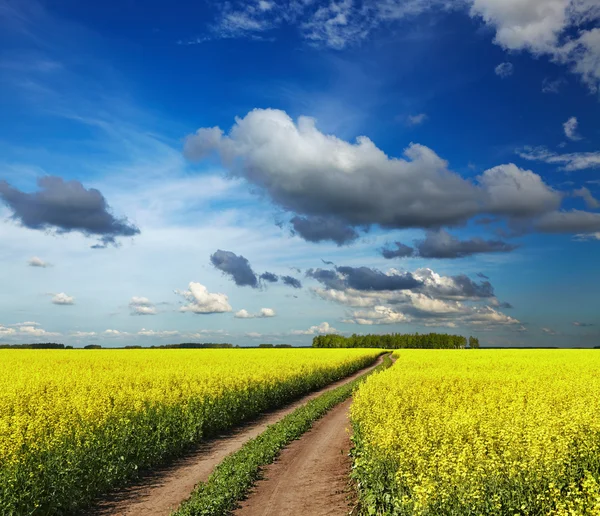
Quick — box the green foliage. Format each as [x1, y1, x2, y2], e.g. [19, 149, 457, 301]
[313, 333, 471, 349]
[174, 353, 392, 516]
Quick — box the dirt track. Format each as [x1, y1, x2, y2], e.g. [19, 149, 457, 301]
[233, 397, 356, 516]
[89, 355, 384, 516]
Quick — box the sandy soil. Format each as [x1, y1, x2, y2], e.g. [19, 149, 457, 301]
[88, 354, 384, 516]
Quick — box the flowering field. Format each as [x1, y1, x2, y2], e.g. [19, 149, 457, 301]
[0, 348, 379, 514]
[351, 350, 600, 515]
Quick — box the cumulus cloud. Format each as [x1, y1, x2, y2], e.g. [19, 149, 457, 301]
[308, 265, 494, 300]
[137, 329, 180, 337]
[563, 117, 582, 141]
[28, 256, 49, 268]
[310, 264, 515, 328]
[0, 326, 16, 338]
[291, 321, 338, 335]
[477, 164, 561, 218]
[234, 308, 276, 318]
[210, 250, 259, 288]
[185, 109, 479, 232]
[518, 146, 600, 171]
[52, 293, 74, 305]
[0, 322, 61, 339]
[71, 331, 97, 338]
[342, 305, 410, 325]
[185, 109, 584, 242]
[495, 62, 514, 77]
[380, 230, 517, 259]
[290, 215, 359, 245]
[104, 329, 129, 337]
[176, 282, 232, 314]
[282, 275, 302, 289]
[18, 325, 61, 337]
[129, 297, 157, 315]
[0, 176, 140, 248]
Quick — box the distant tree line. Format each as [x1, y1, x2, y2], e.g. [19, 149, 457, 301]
[155, 343, 234, 349]
[0, 343, 68, 349]
[312, 333, 480, 349]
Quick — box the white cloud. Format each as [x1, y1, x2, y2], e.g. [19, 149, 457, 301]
[291, 321, 338, 335]
[198, 1, 600, 90]
[186, 109, 564, 235]
[235, 307, 276, 318]
[518, 146, 600, 171]
[344, 305, 410, 325]
[259, 307, 276, 317]
[0, 326, 17, 338]
[407, 113, 428, 126]
[312, 266, 519, 329]
[71, 331, 97, 338]
[129, 296, 157, 315]
[137, 329, 180, 337]
[0, 323, 61, 339]
[469, 0, 600, 91]
[477, 163, 561, 218]
[469, 0, 571, 53]
[542, 327, 558, 335]
[103, 329, 129, 337]
[245, 331, 263, 338]
[52, 292, 74, 305]
[28, 256, 49, 267]
[563, 116, 582, 140]
[176, 282, 232, 314]
[495, 62, 514, 77]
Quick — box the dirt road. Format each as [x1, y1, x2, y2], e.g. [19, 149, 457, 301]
[233, 397, 356, 516]
[89, 355, 384, 516]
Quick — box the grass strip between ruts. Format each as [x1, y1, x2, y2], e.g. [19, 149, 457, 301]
[173, 352, 393, 516]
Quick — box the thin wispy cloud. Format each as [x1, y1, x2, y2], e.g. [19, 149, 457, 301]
[563, 117, 582, 141]
[495, 62, 514, 78]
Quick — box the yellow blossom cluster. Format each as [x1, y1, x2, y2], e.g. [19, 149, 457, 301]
[350, 350, 600, 515]
[0, 348, 379, 514]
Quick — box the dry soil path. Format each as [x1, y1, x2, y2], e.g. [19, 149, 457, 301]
[233, 397, 356, 516]
[234, 353, 396, 516]
[88, 354, 386, 516]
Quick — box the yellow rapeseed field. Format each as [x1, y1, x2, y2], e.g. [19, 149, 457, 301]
[0, 348, 380, 514]
[351, 350, 600, 515]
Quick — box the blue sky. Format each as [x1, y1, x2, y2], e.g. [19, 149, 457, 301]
[1, 0, 599, 347]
